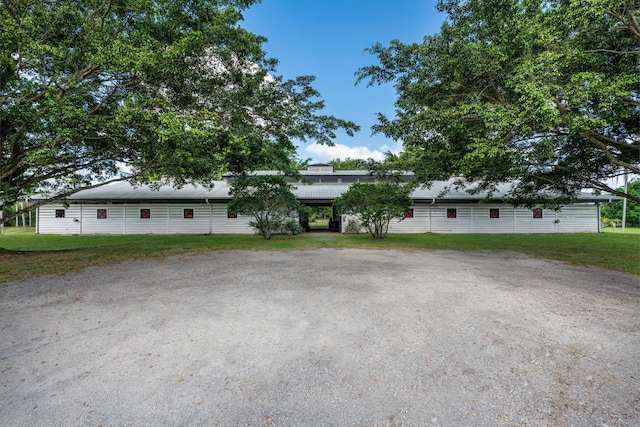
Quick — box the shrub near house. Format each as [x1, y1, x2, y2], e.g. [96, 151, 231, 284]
[334, 182, 413, 239]
[228, 175, 303, 240]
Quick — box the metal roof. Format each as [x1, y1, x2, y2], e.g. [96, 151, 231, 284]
[62, 181, 232, 201]
[293, 184, 350, 201]
[35, 178, 618, 203]
[224, 170, 377, 177]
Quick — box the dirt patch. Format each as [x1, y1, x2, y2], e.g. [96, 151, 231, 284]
[1, 249, 638, 426]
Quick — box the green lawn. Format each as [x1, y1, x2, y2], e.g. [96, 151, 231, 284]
[308, 218, 330, 230]
[0, 227, 638, 283]
[601, 226, 640, 234]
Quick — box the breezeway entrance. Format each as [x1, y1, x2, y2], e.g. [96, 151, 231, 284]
[301, 204, 341, 232]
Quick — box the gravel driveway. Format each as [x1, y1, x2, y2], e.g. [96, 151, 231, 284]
[1, 249, 639, 426]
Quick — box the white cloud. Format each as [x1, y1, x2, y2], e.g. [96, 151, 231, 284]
[302, 142, 402, 163]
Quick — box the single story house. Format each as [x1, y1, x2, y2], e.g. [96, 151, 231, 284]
[33, 165, 616, 235]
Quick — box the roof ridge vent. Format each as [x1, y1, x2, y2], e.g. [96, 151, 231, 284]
[307, 163, 334, 173]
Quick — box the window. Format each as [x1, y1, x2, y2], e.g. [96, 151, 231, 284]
[97, 209, 107, 219]
[404, 208, 414, 219]
[532, 208, 543, 219]
[447, 208, 457, 219]
[227, 211, 237, 219]
[55, 209, 65, 218]
[489, 208, 500, 219]
[140, 209, 151, 219]
[183, 209, 194, 219]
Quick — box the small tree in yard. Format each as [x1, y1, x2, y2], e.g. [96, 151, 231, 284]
[334, 183, 413, 239]
[228, 175, 302, 240]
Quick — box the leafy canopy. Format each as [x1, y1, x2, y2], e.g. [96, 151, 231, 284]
[357, 0, 639, 205]
[328, 157, 373, 170]
[0, 0, 358, 224]
[334, 182, 413, 239]
[227, 174, 302, 239]
[600, 180, 640, 227]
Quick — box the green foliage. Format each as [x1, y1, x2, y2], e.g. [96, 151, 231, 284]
[281, 218, 304, 235]
[601, 180, 640, 227]
[344, 219, 363, 234]
[228, 175, 302, 239]
[358, 0, 640, 206]
[601, 218, 622, 228]
[334, 182, 412, 239]
[0, 0, 358, 225]
[328, 158, 372, 170]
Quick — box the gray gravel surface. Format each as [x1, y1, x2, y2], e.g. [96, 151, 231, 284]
[1, 249, 639, 426]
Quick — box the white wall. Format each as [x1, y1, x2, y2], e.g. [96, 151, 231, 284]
[387, 206, 430, 234]
[344, 204, 600, 234]
[79, 204, 124, 234]
[210, 205, 254, 234]
[556, 205, 600, 233]
[37, 202, 600, 235]
[429, 205, 475, 234]
[514, 208, 557, 233]
[167, 206, 210, 234]
[37, 204, 82, 234]
[37, 203, 254, 235]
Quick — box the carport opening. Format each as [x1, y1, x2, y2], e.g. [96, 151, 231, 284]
[301, 205, 340, 232]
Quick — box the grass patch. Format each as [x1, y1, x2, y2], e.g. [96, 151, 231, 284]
[601, 226, 640, 234]
[0, 227, 638, 283]
[308, 218, 330, 230]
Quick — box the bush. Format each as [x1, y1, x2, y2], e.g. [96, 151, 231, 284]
[280, 219, 304, 235]
[334, 182, 412, 239]
[344, 219, 362, 234]
[601, 218, 622, 229]
[228, 175, 302, 240]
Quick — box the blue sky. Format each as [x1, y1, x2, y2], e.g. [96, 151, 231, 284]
[242, 0, 446, 163]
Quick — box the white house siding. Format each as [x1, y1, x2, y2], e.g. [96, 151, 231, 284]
[430, 205, 474, 233]
[37, 203, 257, 235]
[37, 204, 82, 234]
[472, 206, 516, 234]
[387, 206, 430, 233]
[80, 204, 125, 234]
[391, 204, 599, 234]
[37, 201, 600, 235]
[121, 205, 168, 234]
[514, 208, 557, 233]
[210, 204, 254, 234]
[556, 205, 599, 233]
[167, 206, 211, 234]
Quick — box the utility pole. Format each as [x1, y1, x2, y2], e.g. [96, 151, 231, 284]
[621, 173, 628, 233]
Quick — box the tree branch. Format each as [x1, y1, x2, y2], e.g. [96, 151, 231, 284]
[452, 81, 507, 105]
[573, 171, 640, 203]
[579, 131, 640, 174]
[622, 96, 640, 107]
[608, 7, 640, 38]
[1, 174, 140, 226]
[625, 4, 640, 38]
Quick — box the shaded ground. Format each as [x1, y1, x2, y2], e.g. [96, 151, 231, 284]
[1, 249, 639, 426]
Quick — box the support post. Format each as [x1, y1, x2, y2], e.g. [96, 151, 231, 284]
[622, 173, 628, 233]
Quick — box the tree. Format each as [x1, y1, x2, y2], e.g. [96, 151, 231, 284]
[328, 157, 371, 170]
[227, 175, 302, 239]
[600, 180, 640, 227]
[334, 182, 412, 239]
[357, 0, 639, 206]
[0, 0, 358, 226]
